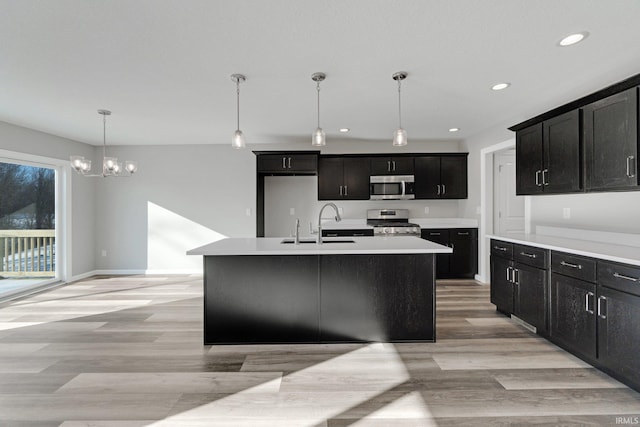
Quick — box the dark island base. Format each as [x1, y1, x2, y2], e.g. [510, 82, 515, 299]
[204, 253, 435, 344]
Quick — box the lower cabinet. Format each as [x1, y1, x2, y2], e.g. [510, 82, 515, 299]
[422, 228, 477, 279]
[550, 272, 597, 360]
[489, 239, 547, 332]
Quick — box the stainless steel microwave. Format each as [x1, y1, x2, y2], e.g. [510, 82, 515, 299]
[370, 175, 415, 200]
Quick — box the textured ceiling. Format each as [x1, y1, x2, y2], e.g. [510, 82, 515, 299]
[1, 0, 639, 147]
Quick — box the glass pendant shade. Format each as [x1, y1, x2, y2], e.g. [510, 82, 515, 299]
[232, 129, 246, 149]
[393, 128, 408, 146]
[312, 127, 326, 146]
[124, 161, 138, 174]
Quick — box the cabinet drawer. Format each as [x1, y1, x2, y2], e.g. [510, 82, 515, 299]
[491, 239, 513, 259]
[551, 252, 596, 283]
[514, 244, 547, 269]
[598, 260, 640, 297]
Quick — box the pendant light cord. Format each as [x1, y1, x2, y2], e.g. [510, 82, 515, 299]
[397, 78, 402, 129]
[236, 79, 241, 131]
[316, 81, 321, 128]
[102, 112, 107, 159]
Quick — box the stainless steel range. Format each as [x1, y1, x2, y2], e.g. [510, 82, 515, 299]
[366, 209, 421, 237]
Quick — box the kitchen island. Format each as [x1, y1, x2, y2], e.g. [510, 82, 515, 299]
[188, 236, 451, 344]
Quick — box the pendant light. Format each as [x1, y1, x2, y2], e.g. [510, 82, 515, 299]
[311, 72, 326, 146]
[392, 71, 408, 147]
[70, 109, 138, 177]
[231, 74, 246, 149]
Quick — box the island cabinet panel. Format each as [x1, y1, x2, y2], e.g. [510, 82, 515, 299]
[204, 255, 319, 344]
[319, 254, 435, 342]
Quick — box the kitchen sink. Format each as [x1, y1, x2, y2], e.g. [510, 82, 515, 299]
[281, 238, 355, 244]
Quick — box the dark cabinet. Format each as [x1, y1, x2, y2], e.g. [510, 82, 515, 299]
[584, 87, 639, 191]
[596, 260, 640, 389]
[550, 272, 597, 360]
[318, 157, 370, 200]
[370, 157, 414, 175]
[516, 110, 582, 195]
[421, 228, 477, 279]
[489, 239, 547, 332]
[415, 155, 468, 199]
[490, 254, 514, 313]
[258, 153, 318, 174]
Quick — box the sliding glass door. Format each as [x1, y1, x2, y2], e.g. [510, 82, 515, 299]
[0, 160, 57, 298]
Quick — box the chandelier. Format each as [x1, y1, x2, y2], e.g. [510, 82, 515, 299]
[70, 109, 138, 177]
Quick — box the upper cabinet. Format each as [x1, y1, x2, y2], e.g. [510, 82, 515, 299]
[515, 110, 582, 195]
[584, 88, 638, 191]
[414, 154, 468, 199]
[370, 157, 414, 175]
[511, 73, 640, 196]
[318, 156, 370, 200]
[257, 153, 318, 174]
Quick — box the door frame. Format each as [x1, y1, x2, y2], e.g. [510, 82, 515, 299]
[0, 149, 72, 285]
[478, 139, 531, 283]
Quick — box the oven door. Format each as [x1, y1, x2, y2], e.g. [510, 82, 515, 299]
[370, 175, 415, 200]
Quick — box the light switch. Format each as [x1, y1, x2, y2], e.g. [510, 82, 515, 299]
[289, 208, 295, 215]
[245, 208, 251, 216]
[563, 207, 571, 219]
[424, 206, 430, 214]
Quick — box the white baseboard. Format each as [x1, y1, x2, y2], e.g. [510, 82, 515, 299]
[67, 268, 202, 283]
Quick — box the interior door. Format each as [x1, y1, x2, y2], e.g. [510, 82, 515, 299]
[494, 151, 524, 235]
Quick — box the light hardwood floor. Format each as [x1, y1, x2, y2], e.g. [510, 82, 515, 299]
[0, 275, 639, 426]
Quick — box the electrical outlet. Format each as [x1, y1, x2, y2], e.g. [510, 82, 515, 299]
[476, 206, 482, 215]
[101, 249, 107, 257]
[289, 207, 295, 215]
[245, 208, 251, 216]
[424, 206, 430, 214]
[338, 207, 344, 215]
[563, 207, 571, 219]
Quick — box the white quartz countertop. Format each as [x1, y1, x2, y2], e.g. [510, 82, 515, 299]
[321, 218, 478, 230]
[487, 233, 640, 267]
[188, 236, 453, 256]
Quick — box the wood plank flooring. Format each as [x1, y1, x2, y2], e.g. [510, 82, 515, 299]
[0, 276, 639, 426]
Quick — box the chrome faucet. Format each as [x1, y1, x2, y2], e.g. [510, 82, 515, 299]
[294, 218, 300, 245]
[317, 203, 342, 244]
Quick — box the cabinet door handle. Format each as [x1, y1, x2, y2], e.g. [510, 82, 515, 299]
[542, 169, 549, 186]
[288, 157, 292, 169]
[437, 184, 441, 195]
[597, 296, 607, 319]
[585, 292, 595, 314]
[506, 266, 512, 282]
[353, 233, 365, 236]
[282, 157, 287, 169]
[535, 170, 542, 186]
[613, 272, 639, 282]
[458, 232, 469, 236]
[430, 232, 441, 236]
[442, 184, 446, 195]
[387, 161, 391, 172]
[339, 185, 343, 196]
[326, 233, 338, 237]
[513, 268, 519, 285]
[494, 245, 507, 252]
[627, 156, 636, 178]
[560, 261, 582, 270]
[393, 160, 396, 172]
[344, 185, 348, 196]
[520, 252, 537, 259]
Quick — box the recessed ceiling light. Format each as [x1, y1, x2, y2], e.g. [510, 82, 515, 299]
[491, 82, 511, 91]
[449, 128, 459, 132]
[339, 128, 350, 133]
[558, 31, 589, 47]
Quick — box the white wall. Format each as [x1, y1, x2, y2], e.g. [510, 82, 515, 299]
[0, 121, 97, 278]
[530, 192, 640, 234]
[94, 144, 256, 272]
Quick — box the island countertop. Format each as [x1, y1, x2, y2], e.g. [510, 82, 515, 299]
[187, 236, 453, 256]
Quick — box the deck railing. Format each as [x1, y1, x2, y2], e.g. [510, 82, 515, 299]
[0, 230, 55, 277]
